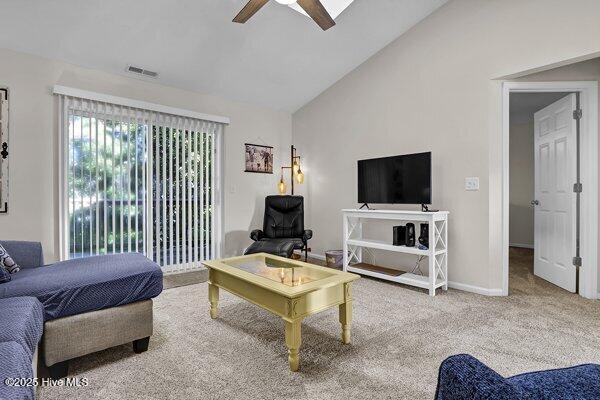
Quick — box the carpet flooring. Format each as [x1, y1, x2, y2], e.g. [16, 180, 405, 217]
[39, 248, 600, 400]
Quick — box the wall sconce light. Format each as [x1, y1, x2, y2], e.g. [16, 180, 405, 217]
[278, 145, 304, 195]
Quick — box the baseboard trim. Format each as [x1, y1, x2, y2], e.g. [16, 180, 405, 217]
[295, 250, 326, 261]
[447, 281, 504, 296]
[308, 252, 326, 261]
[306, 252, 504, 297]
[509, 243, 534, 249]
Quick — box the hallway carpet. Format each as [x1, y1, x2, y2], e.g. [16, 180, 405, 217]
[39, 249, 600, 400]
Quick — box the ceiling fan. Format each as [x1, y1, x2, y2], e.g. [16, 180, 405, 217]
[233, 0, 336, 31]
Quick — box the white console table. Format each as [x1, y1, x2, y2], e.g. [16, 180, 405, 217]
[342, 209, 448, 296]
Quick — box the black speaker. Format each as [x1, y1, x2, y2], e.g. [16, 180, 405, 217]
[418, 223, 429, 248]
[405, 223, 416, 247]
[393, 225, 406, 246]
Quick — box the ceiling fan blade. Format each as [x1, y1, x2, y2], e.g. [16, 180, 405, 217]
[296, 0, 336, 31]
[233, 0, 270, 23]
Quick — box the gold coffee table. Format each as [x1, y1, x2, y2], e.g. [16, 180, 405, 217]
[203, 253, 359, 371]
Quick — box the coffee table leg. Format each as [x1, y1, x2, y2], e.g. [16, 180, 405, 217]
[208, 282, 219, 319]
[339, 299, 352, 344]
[285, 320, 302, 372]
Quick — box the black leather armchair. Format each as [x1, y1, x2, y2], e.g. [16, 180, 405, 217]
[249, 195, 312, 260]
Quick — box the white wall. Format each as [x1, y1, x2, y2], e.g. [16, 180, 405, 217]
[292, 0, 600, 292]
[509, 121, 534, 248]
[0, 48, 291, 262]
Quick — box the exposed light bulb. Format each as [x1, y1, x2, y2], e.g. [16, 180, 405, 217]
[275, 0, 297, 4]
[293, 159, 300, 174]
[296, 169, 304, 184]
[278, 177, 287, 194]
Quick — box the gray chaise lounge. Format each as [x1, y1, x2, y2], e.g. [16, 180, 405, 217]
[0, 241, 163, 379]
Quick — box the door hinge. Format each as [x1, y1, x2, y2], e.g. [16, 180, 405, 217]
[573, 183, 583, 193]
[573, 256, 582, 267]
[573, 109, 582, 120]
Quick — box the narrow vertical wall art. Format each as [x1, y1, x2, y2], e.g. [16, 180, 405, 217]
[0, 87, 9, 213]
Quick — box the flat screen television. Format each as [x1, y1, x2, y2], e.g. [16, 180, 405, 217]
[357, 152, 431, 205]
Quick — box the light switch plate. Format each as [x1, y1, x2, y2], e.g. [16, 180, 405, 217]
[465, 177, 479, 191]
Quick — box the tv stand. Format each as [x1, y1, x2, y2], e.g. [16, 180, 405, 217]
[359, 203, 372, 210]
[342, 209, 448, 296]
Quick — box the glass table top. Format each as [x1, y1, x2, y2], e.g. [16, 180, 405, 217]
[222, 256, 332, 287]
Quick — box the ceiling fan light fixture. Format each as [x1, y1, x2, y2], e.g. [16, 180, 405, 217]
[289, 0, 354, 20]
[233, 0, 337, 31]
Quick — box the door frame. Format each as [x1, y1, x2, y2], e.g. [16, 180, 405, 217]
[502, 81, 598, 298]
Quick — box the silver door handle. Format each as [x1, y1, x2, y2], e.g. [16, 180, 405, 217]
[531, 200, 539, 206]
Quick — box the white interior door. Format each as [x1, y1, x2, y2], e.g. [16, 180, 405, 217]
[533, 93, 577, 292]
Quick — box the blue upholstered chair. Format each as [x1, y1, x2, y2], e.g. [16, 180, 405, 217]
[435, 354, 600, 400]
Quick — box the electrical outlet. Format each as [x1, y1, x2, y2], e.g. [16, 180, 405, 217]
[465, 177, 479, 191]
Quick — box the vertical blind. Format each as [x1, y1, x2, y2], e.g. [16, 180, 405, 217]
[57, 95, 223, 272]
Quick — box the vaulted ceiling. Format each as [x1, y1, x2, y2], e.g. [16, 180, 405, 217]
[0, 0, 447, 111]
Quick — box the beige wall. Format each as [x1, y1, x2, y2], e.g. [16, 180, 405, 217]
[0, 48, 291, 262]
[509, 121, 534, 248]
[292, 0, 600, 292]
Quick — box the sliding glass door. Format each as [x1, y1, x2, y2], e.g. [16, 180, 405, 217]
[68, 115, 147, 258]
[150, 122, 217, 271]
[59, 96, 221, 272]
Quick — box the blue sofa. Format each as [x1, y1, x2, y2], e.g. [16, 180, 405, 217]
[0, 297, 43, 400]
[435, 354, 600, 400]
[0, 241, 163, 384]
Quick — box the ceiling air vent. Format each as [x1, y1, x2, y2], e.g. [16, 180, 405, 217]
[127, 65, 158, 79]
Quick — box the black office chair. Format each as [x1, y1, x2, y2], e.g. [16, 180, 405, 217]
[246, 195, 313, 260]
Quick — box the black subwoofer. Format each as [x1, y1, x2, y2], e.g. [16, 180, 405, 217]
[394, 224, 416, 247]
[393, 225, 406, 246]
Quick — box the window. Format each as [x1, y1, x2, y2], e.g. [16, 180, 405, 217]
[57, 93, 223, 272]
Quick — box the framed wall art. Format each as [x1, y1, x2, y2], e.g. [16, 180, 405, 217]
[0, 87, 8, 214]
[245, 143, 273, 174]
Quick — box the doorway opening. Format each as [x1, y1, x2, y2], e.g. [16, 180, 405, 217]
[502, 82, 598, 299]
[509, 92, 577, 294]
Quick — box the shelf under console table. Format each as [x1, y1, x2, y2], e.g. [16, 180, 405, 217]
[341, 209, 449, 296]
